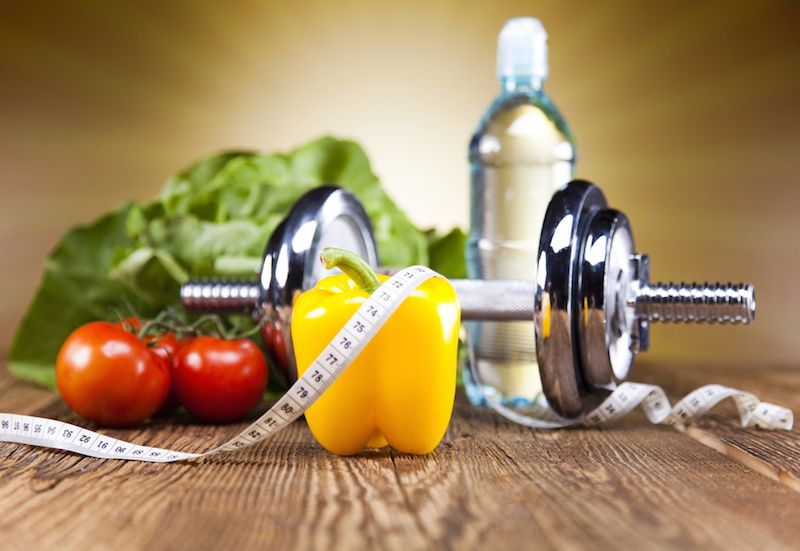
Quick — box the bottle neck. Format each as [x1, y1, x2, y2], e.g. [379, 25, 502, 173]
[500, 76, 544, 94]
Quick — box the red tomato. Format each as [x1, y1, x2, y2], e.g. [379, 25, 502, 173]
[115, 318, 182, 415]
[150, 333, 182, 415]
[56, 321, 171, 427]
[151, 332, 180, 361]
[173, 337, 268, 423]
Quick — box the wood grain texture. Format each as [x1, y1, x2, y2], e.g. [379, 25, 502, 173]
[0, 361, 798, 551]
[635, 360, 800, 492]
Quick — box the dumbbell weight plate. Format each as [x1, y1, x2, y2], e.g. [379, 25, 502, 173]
[577, 207, 636, 391]
[534, 181, 609, 419]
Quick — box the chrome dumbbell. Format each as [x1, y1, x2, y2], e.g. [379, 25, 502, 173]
[180, 183, 755, 418]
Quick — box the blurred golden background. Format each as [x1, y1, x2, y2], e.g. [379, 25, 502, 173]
[1, 0, 799, 366]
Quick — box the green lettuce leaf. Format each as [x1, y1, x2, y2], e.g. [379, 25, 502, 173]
[427, 228, 468, 280]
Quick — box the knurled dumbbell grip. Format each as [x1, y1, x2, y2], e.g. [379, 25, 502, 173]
[181, 280, 261, 313]
[634, 282, 755, 324]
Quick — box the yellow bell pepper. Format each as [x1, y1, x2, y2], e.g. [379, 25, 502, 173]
[291, 248, 460, 455]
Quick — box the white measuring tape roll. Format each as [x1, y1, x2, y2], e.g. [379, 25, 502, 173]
[0, 266, 793, 463]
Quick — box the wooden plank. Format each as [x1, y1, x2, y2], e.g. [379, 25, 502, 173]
[0, 364, 798, 550]
[634, 360, 800, 491]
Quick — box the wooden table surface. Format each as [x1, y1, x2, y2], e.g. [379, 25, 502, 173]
[0, 359, 798, 551]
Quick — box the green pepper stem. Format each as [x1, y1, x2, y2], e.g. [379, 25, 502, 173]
[320, 247, 381, 294]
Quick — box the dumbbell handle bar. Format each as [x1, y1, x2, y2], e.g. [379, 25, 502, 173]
[181, 279, 755, 324]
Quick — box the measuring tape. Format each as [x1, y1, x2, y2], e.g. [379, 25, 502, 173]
[0, 266, 793, 463]
[484, 383, 793, 431]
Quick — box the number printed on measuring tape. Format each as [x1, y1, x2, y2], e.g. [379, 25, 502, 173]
[0, 264, 793, 463]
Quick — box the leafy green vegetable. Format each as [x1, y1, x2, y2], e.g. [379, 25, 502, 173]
[427, 228, 468, 280]
[9, 137, 466, 388]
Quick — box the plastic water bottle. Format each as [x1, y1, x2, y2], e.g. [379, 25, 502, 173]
[465, 17, 576, 407]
